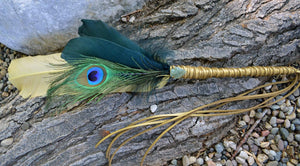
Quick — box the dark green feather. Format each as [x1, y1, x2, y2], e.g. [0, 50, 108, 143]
[62, 36, 168, 70]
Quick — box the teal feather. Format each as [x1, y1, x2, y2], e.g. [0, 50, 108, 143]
[78, 19, 146, 56]
[47, 19, 171, 106]
[62, 20, 169, 70]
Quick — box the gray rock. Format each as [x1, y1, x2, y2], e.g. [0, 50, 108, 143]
[276, 96, 285, 105]
[1, 138, 13, 147]
[295, 134, 300, 142]
[270, 117, 277, 126]
[238, 151, 248, 160]
[271, 128, 279, 135]
[182, 155, 189, 166]
[278, 139, 284, 151]
[235, 156, 246, 164]
[267, 161, 279, 166]
[284, 119, 291, 128]
[270, 105, 280, 110]
[275, 151, 282, 161]
[290, 124, 295, 131]
[279, 111, 285, 118]
[286, 133, 294, 142]
[297, 98, 300, 107]
[279, 128, 289, 140]
[215, 143, 224, 153]
[171, 159, 178, 165]
[257, 154, 268, 163]
[292, 119, 300, 125]
[196, 157, 204, 165]
[0, 0, 147, 55]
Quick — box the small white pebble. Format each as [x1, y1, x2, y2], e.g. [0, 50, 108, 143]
[121, 17, 127, 22]
[150, 104, 158, 113]
[129, 16, 135, 23]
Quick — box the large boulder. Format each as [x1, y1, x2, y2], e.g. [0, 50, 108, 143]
[0, 0, 146, 55]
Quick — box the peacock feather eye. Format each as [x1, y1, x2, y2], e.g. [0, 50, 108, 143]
[76, 65, 107, 87]
[87, 67, 104, 85]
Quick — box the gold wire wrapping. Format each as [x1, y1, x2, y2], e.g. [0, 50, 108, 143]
[170, 65, 300, 79]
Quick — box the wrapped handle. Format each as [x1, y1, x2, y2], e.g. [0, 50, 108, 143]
[170, 65, 300, 79]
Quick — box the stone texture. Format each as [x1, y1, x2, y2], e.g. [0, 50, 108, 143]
[0, 0, 147, 55]
[1, 0, 300, 166]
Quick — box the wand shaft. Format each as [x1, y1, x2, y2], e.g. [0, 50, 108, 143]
[170, 65, 300, 79]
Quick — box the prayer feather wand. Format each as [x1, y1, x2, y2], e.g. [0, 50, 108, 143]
[8, 20, 300, 165]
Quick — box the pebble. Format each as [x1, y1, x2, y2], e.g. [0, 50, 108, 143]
[293, 89, 299, 96]
[290, 159, 298, 165]
[276, 96, 285, 105]
[270, 117, 277, 126]
[290, 124, 295, 131]
[223, 140, 237, 150]
[182, 155, 189, 166]
[215, 143, 224, 153]
[249, 110, 256, 117]
[1, 91, 9, 97]
[270, 105, 280, 110]
[206, 160, 216, 166]
[269, 150, 277, 159]
[260, 141, 270, 148]
[171, 159, 177, 165]
[265, 122, 273, 130]
[235, 156, 245, 164]
[266, 161, 279, 166]
[276, 119, 285, 123]
[257, 154, 268, 163]
[281, 103, 289, 112]
[287, 133, 294, 142]
[280, 128, 290, 140]
[279, 111, 285, 118]
[1, 137, 13, 146]
[286, 112, 296, 120]
[255, 112, 264, 119]
[278, 139, 285, 150]
[189, 156, 196, 165]
[295, 134, 300, 142]
[238, 120, 246, 127]
[21, 122, 30, 130]
[261, 130, 270, 137]
[247, 156, 255, 165]
[287, 161, 294, 166]
[297, 98, 300, 107]
[238, 150, 248, 159]
[225, 160, 233, 166]
[275, 151, 282, 161]
[284, 119, 291, 128]
[196, 157, 204, 165]
[271, 128, 279, 135]
[0, 82, 3, 90]
[252, 132, 260, 138]
[254, 137, 265, 146]
[292, 119, 300, 125]
[150, 104, 158, 113]
[242, 115, 250, 123]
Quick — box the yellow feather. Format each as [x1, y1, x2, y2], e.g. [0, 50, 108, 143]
[8, 53, 67, 98]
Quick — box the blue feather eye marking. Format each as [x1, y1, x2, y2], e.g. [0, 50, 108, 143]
[87, 67, 104, 85]
[76, 65, 107, 87]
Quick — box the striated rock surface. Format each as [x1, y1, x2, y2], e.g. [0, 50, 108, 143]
[0, 0, 299, 165]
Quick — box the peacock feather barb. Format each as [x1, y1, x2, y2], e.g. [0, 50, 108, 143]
[8, 19, 300, 165]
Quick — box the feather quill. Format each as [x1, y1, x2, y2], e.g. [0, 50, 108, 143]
[8, 53, 66, 98]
